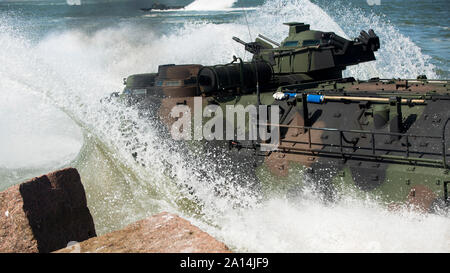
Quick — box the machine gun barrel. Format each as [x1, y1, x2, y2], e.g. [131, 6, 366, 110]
[232, 36, 262, 54]
[232, 36, 247, 46]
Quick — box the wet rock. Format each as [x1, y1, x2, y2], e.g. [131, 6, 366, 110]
[55, 212, 231, 253]
[0, 168, 96, 253]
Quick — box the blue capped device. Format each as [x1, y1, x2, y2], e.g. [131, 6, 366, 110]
[306, 94, 325, 103]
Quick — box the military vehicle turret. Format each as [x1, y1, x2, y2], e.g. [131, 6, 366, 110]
[115, 23, 450, 212]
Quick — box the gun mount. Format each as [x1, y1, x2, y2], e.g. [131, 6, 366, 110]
[235, 22, 380, 81]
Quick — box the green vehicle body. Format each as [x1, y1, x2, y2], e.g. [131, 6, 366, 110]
[117, 23, 450, 212]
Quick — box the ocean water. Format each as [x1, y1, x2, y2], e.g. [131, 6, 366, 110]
[0, 0, 449, 252]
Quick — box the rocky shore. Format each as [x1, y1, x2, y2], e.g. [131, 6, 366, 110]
[0, 168, 230, 253]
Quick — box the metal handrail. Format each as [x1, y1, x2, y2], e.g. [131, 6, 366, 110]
[260, 122, 450, 168]
[443, 118, 450, 169]
[262, 123, 442, 139]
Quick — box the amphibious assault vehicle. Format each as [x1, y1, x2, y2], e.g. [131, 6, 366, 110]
[117, 23, 450, 212]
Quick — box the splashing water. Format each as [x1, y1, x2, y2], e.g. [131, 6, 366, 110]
[185, 0, 238, 11]
[66, 0, 81, 6]
[0, 0, 448, 251]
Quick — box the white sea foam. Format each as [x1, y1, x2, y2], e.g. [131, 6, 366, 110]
[185, 0, 238, 11]
[66, 0, 81, 6]
[205, 197, 450, 252]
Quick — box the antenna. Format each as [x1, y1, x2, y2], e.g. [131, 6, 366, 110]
[242, 8, 261, 144]
[243, 8, 253, 42]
